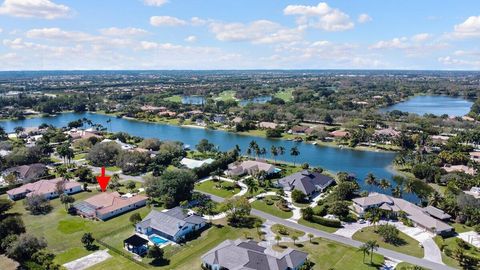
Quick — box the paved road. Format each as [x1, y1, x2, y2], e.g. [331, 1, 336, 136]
[201, 191, 455, 270]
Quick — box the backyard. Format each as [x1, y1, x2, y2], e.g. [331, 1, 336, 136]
[195, 179, 241, 198]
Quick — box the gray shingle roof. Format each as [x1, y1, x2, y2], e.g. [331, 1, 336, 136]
[278, 170, 334, 194]
[137, 207, 206, 238]
[201, 239, 308, 270]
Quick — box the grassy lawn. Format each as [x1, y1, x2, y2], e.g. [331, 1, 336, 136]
[276, 237, 384, 270]
[395, 262, 422, 269]
[214, 90, 237, 101]
[352, 226, 424, 258]
[87, 251, 141, 270]
[73, 153, 86, 160]
[106, 166, 121, 172]
[274, 88, 294, 102]
[195, 180, 241, 198]
[251, 196, 293, 219]
[434, 235, 480, 268]
[163, 95, 182, 103]
[2, 191, 152, 265]
[271, 224, 305, 238]
[450, 222, 475, 233]
[297, 218, 339, 233]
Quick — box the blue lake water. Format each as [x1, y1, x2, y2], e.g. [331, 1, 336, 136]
[182, 96, 205, 105]
[380, 95, 473, 116]
[0, 112, 417, 200]
[239, 96, 272, 106]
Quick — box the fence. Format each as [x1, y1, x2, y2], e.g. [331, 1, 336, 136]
[96, 239, 150, 269]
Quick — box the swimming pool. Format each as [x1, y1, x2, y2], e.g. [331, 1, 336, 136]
[149, 234, 169, 245]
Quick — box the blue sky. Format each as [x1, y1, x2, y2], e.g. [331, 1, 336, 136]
[0, 0, 479, 70]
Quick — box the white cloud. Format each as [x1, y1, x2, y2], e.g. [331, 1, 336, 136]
[209, 20, 303, 44]
[283, 2, 354, 31]
[185, 35, 197, 42]
[357, 13, 372, 23]
[438, 56, 480, 69]
[0, 0, 71, 19]
[26, 27, 95, 42]
[451, 15, 480, 39]
[191, 17, 208, 26]
[369, 33, 445, 57]
[99, 27, 148, 36]
[143, 0, 168, 7]
[150, 16, 187, 27]
[411, 33, 432, 42]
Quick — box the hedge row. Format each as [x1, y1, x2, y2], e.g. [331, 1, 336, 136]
[310, 215, 342, 228]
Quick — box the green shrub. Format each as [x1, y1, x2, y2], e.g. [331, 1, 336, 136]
[310, 215, 342, 228]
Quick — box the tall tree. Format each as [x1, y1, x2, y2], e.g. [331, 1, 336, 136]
[290, 146, 300, 166]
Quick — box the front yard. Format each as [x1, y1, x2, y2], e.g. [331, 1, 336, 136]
[251, 195, 293, 219]
[352, 226, 424, 258]
[276, 237, 384, 269]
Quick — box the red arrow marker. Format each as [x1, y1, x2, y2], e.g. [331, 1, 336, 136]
[96, 167, 111, 192]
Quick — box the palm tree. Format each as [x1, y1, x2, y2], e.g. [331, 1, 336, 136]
[391, 186, 403, 198]
[235, 144, 241, 154]
[358, 243, 370, 263]
[278, 146, 285, 158]
[378, 179, 391, 190]
[14, 126, 24, 137]
[275, 235, 281, 246]
[260, 147, 267, 159]
[307, 233, 314, 243]
[366, 240, 379, 264]
[270, 146, 278, 164]
[364, 173, 377, 191]
[403, 179, 415, 194]
[291, 235, 299, 245]
[290, 146, 300, 166]
[245, 178, 259, 194]
[428, 191, 442, 207]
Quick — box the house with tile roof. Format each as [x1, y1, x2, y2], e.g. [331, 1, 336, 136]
[136, 207, 207, 242]
[201, 239, 308, 270]
[6, 178, 82, 200]
[277, 170, 334, 197]
[225, 160, 277, 177]
[73, 192, 147, 220]
[352, 193, 453, 235]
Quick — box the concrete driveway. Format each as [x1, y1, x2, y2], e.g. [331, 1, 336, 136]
[63, 250, 112, 270]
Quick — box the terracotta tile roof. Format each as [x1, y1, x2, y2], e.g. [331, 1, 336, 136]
[84, 192, 148, 215]
[7, 178, 81, 197]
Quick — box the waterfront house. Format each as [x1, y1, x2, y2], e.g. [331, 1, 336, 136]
[225, 160, 276, 177]
[136, 207, 207, 242]
[73, 192, 147, 220]
[201, 239, 308, 270]
[329, 130, 349, 138]
[101, 139, 135, 150]
[290, 125, 311, 134]
[259, 121, 278, 129]
[442, 164, 476, 175]
[6, 178, 82, 200]
[277, 170, 334, 197]
[180, 157, 215, 169]
[352, 193, 453, 235]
